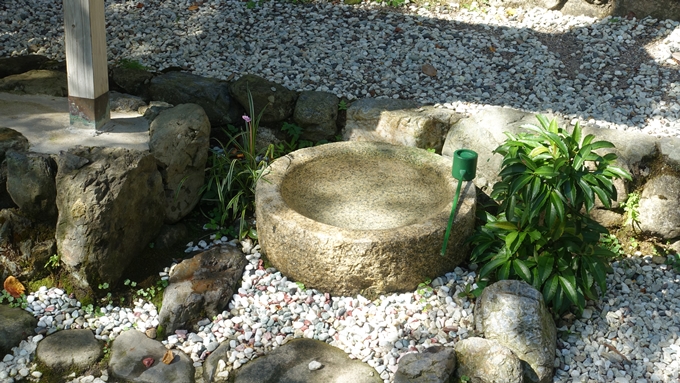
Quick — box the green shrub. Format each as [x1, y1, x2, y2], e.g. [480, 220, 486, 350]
[469, 115, 631, 315]
[201, 89, 273, 239]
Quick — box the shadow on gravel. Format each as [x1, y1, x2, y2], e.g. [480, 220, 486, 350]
[3, 1, 679, 129]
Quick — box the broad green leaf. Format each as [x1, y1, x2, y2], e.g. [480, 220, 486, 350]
[543, 275, 559, 302]
[513, 259, 533, 283]
[588, 140, 615, 151]
[604, 165, 632, 181]
[558, 274, 580, 311]
[592, 185, 611, 209]
[582, 134, 595, 147]
[603, 153, 618, 162]
[529, 146, 549, 158]
[550, 191, 565, 223]
[573, 145, 591, 170]
[509, 174, 534, 196]
[578, 178, 595, 212]
[479, 257, 508, 279]
[528, 230, 542, 242]
[534, 166, 558, 178]
[572, 122, 582, 145]
[498, 261, 511, 280]
[487, 221, 518, 231]
[505, 231, 519, 252]
[537, 254, 554, 284]
[548, 118, 559, 134]
[499, 164, 528, 178]
[519, 153, 538, 171]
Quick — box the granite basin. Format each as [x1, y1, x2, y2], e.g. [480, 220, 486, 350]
[255, 141, 475, 296]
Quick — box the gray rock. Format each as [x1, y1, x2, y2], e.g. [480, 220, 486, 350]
[0, 305, 37, 356]
[0, 55, 51, 78]
[153, 223, 188, 250]
[0, 69, 67, 97]
[149, 71, 243, 126]
[638, 174, 680, 240]
[232, 338, 382, 383]
[110, 91, 146, 113]
[159, 246, 247, 335]
[203, 342, 230, 383]
[560, 0, 614, 18]
[293, 91, 339, 142]
[345, 101, 461, 153]
[393, 346, 456, 383]
[0, 161, 15, 209]
[55, 147, 165, 295]
[109, 329, 194, 383]
[5, 150, 57, 221]
[0, 209, 56, 281]
[474, 280, 556, 383]
[229, 74, 298, 123]
[36, 329, 103, 373]
[149, 104, 210, 223]
[442, 107, 567, 193]
[141, 101, 174, 123]
[0, 127, 29, 209]
[659, 136, 680, 172]
[454, 337, 523, 383]
[590, 208, 624, 229]
[111, 65, 154, 100]
[343, 98, 418, 141]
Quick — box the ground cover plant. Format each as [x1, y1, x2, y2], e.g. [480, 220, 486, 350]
[469, 115, 632, 315]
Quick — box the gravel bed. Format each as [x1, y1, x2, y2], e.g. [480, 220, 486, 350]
[1, 0, 680, 136]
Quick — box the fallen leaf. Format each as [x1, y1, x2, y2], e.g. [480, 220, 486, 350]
[506, 8, 516, 16]
[421, 63, 437, 77]
[394, 27, 403, 33]
[142, 357, 154, 368]
[136, 2, 143, 8]
[3, 276, 25, 298]
[489, 46, 496, 53]
[162, 350, 174, 365]
[188, 4, 199, 10]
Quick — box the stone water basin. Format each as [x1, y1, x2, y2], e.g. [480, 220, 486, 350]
[255, 141, 475, 296]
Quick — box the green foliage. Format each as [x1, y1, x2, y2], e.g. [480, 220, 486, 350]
[45, 254, 61, 270]
[666, 253, 680, 273]
[295, 281, 306, 291]
[469, 115, 632, 315]
[117, 58, 149, 71]
[621, 192, 640, 229]
[338, 100, 348, 111]
[599, 234, 624, 257]
[0, 290, 28, 309]
[201, 88, 274, 240]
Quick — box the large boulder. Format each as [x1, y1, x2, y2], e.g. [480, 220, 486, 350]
[232, 338, 382, 383]
[149, 104, 210, 223]
[487, 0, 680, 20]
[0, 127, 30, 209]
[0, 69, 67, 97]
[0, 209, 56, 281]
[0, 55, 51, 79]
[0, 305, 37, 356]
[474, 280, 556, 383]
[55, 147, 165, 296]
[229, 74, 298, 123]
[109, 329, 194, 383]
[5, 150, 57, 222]
[110, 65, 155, 101]
[394, 346, 456, 383]
[35, 329, 103, 374]
[454, 337, 523, 383]
[637, 174, 680, 240]
[345, 101, 462, 154]
[293, 91, 339, 142]
[159, 246, 247, 335]
[149, 71, 243, 126]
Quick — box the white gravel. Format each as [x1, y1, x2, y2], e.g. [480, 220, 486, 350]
[1, 0, 680, 136]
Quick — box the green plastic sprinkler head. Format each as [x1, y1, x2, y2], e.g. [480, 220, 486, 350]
[441, 149, 478, 256]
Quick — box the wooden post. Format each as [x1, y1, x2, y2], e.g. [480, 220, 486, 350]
[63, 0, 110, 131]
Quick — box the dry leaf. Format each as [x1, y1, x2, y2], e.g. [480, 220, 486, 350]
[188, 4, 199, 10]
[135, 2, 144, 8]
[162, 350, 174, 365]
[142, 357, 154, 368]
[489, 46, 496, 53]
[506, 8, 516, 16]
[421, 63, 437, 77]
[3, 276, 25, 298]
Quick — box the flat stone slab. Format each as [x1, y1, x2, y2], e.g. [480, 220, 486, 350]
[109, 329, 194, 383]
[233, 338, 382, 383]
[35, 329, 103, 372]
[256, 141, 475, 296]
[0, 305, 37, 356]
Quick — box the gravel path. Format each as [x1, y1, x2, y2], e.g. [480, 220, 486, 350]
[1, 1, 680, 382]
[2, 0, 680, 136]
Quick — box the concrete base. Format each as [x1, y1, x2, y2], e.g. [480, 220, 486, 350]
[255, 141, 476, 297]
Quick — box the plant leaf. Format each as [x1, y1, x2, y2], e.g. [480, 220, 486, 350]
[513, 259, 532, 283]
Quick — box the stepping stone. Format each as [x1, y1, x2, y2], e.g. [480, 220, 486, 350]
[109, 329, 194, 383]
[0, 305, 37, 355]
[233, 338, 382, 383]
[36, 329, 103, 372]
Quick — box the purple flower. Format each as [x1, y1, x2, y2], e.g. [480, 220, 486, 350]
[242, 115, 251, 123]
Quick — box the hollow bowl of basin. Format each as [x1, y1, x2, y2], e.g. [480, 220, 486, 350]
[255, 141, 475, 297]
